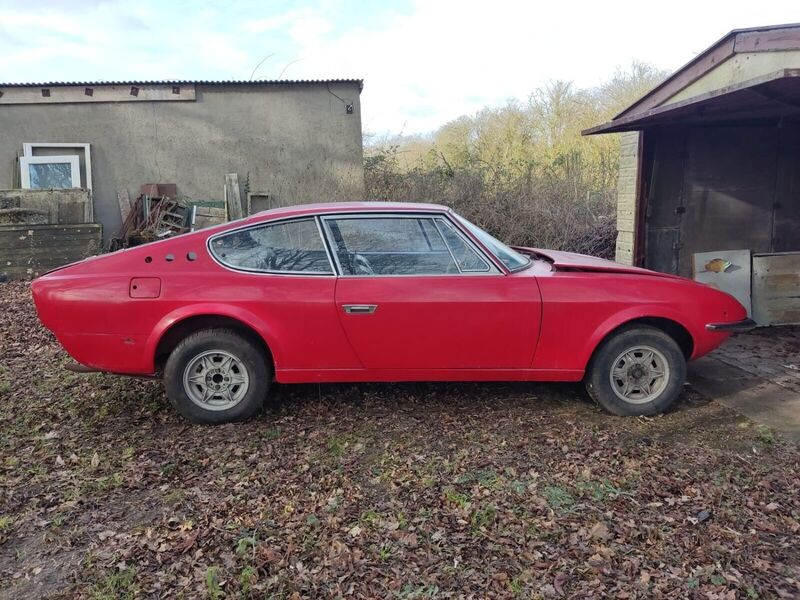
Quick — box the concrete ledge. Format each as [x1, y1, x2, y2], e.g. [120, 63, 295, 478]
[689, 355, 800, 442]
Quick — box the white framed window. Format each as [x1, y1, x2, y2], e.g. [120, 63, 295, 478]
[22, 142, 92, 191]
[20, 155, 81, 189]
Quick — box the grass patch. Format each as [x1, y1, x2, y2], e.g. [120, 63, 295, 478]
[88, 568, 138, 600]
[542, 485, 576, 513]
[0, 515, 12, 532]
[239, 565, 257, 595]
[444, 488, 469, 510]
[576, 478, 633, 502]
[235, 534, 258, 557]
[205, 567, 222, 600]
[327, 435, 347, 457]
[264, 426, 281, 441]
[396, 583, 440, 599]
[470, 505, 496, 531]
[756, 425, 775, 445]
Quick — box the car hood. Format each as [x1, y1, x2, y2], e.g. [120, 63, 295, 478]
[513, 246, 684, 279]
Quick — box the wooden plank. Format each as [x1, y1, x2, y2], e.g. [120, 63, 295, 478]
[0, 223, 102, 280]
[734, 28, 800, 53]
[0, 238, 102, 252]
[117, 189, 132, 222]
[618, 37, 736, 118]
[0, 227, 102, 244]
[224, 173, 243, 221]
[3, 253, 98, 268]
[752, 253, 800, 325]
[194, 207, 226, 218]
[0, 223, 101, 233]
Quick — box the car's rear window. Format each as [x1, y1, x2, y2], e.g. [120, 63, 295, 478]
[209, 218, 333, 274]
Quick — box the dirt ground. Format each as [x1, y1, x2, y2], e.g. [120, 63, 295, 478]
[1, 281, 798, 599]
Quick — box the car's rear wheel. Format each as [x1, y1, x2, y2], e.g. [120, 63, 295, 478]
[585, 326, 686, 416]
[164, 328, 271, 424]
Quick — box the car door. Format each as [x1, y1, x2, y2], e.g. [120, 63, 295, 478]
[323, 213, 541, 370]
[207, 216, 361, 371]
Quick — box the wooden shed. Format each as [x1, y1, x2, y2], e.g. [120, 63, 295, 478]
[585, 24, 800, 326]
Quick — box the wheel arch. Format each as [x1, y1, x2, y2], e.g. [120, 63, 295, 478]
[146, 306, 278, 373]
[584, 315, 694, 372]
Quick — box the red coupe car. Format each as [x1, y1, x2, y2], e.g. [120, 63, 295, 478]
[32, 202, 753, 423]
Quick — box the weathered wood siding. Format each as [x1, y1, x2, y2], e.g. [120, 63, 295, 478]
[664, 50, 800, 107]
[615, 132, 640, 265]
[0, 223, 101, 280]
[752, 252, 800, 326]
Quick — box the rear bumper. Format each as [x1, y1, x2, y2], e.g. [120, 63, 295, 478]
[705, 318, 757, 333]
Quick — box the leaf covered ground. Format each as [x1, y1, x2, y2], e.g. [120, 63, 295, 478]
[1, 281, 798, 599]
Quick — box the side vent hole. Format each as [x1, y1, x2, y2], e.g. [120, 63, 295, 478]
[187, 252, 197, 261]
[144, 256, 152, 263]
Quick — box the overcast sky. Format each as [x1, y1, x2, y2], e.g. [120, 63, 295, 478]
[0, 0, 798, 135]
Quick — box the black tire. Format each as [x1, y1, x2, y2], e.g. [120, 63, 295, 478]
[163, 328, 271, 424]
[585, 325, 686, 416]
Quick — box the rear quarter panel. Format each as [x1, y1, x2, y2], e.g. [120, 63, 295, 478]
[31, 233, 360, 374]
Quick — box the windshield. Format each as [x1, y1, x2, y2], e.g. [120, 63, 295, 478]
[454, 214, 531, 271]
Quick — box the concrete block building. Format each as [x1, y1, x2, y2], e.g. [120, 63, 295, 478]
[0, 79, 365, 244]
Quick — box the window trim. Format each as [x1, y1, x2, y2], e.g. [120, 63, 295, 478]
[319, 212, 501, 278]
[433, 217, 493, 273]
[452, 213, 531, 273]
[206, 216, 336, 276]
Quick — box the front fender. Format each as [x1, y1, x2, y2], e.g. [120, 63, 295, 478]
[579, 305, 697, 370]
[144, 303, 282, 373]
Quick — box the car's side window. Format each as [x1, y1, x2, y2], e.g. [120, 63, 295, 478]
[209, 218, 333, 274]
[325, 216, 461, 276]
[434, 218, 493, 272]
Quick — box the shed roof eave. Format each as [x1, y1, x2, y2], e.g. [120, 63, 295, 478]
[582, 68, 800, 135]
[611, 23, 800, 121]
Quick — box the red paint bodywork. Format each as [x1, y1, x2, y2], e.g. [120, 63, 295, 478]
[31, 202, 747, 383]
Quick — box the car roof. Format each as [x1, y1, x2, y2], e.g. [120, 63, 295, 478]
[251, 201, 452, 220]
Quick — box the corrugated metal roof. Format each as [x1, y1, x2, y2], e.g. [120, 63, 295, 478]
[0, 78, 363, 89]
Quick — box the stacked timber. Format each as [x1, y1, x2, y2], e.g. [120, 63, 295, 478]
[0, 189, 101, 280]
[0, 224, 102, 280]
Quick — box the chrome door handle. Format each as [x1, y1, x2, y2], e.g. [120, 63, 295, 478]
[343, 304, 378, 314]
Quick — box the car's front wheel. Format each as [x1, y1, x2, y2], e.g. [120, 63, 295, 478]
[585, 326, 686, 416]
[164, 328, 271, 424]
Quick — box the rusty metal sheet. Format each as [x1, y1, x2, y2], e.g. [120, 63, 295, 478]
[752, 252, 800, 326]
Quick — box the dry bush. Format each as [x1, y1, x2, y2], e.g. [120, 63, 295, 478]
[365, 147, 618, 259]
[364, 63, 667, 260]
